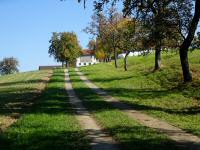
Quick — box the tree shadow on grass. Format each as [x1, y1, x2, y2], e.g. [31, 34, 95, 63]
[106, 125, 187, 150]
[104, 88, 200, 115]
[73, 86, 200, 116]
[0, 128, 88, 150]
[72, 87, 189, 150]
[70, 68, 200, 115]
[77, 74, 200, 115]
[0, 70, 90, 150]
[31, 87, 73, 115]
[0, 71, 66, 117]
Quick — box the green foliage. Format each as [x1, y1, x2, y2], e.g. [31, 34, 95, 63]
[87, 39, 96, 50]
[85, 7, 123, 61]
[49, 32, 64, 63]
[49, 32, 81, 66]
[80, 50, 200, 136]
[0, 57, 19, 75]
[117, 18, 141, 51]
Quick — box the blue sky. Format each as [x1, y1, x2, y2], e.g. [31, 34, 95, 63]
[0, 0, 94, 72]
[0, 0, 199, 72]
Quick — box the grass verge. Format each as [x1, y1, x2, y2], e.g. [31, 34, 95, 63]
[69, 68, 179, 150]
[0, 69, 89, 150]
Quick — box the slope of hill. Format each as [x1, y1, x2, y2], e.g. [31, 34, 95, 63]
[0, 69, 89, 150]
[0, 70, 52, 131]
[80, 50, 200, 136]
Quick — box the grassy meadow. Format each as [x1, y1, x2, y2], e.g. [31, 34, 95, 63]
[0, 70, 52, 131]
[80, 50, 200, 136]
[0, 69, 89, 150]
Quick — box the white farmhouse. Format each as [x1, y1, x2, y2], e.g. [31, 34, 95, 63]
[76, 49, 99, 67]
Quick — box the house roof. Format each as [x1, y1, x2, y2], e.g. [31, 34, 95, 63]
[82, 49, 94, 55]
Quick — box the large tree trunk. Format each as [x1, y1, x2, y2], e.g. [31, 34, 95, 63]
[114, 49, 118, 68]
[124, 51, 130, 71]
[179, 49, 192, 82]
[154, 43, 162, 70]
[179, 0, 200, 82]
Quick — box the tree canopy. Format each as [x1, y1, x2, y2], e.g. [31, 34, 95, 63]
[49, 32, 81, 67]
[0, 57, 19, 75]
[80, 0, 200, 82]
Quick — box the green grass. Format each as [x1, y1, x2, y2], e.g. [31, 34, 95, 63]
[0, 70, 51, 129]
[69, 68, 179, 150]
[0, 69, 89, 150]
[80, 50, 200, 136]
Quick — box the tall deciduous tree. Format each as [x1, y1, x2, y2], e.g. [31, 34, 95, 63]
[0, 57, 19, 75]
[60, 32, 82, 67]
[49, 32, 81, 67]
[117, 18, 141, 71]
[85, 6, 123, 68]
[79, 0, 199, 82]
[179, 0, 200, 82]
[49, 32, 65, 66]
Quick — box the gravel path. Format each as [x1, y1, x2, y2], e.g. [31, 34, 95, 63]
[75, 68, 200, 150]
[65, 69, 120, 150]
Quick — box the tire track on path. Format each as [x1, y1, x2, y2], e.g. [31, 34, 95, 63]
[65, 69, 120, 150]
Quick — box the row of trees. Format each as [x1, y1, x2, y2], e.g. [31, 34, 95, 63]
[84, 6, 183, 70]
[0, 57, 19, 75]
[48, 32, 81, 67]
[79, 0, 200, 82]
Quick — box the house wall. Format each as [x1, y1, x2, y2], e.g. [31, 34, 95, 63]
[76, 55, 99, 67]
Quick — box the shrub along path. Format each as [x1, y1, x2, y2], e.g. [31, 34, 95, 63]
[75, 68, 200, 150]
[65, 69, 120, 150]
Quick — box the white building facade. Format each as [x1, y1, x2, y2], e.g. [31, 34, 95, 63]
[118, 50, 154, 58]
[76, 50, 99, 67]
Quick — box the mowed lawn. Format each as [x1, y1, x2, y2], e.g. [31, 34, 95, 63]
[80, 50, 200, 136]
[0, 70, 52, 130]
[0, 69, 89, 150]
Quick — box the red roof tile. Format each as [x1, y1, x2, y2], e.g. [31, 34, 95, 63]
[82, 49, 94, 55]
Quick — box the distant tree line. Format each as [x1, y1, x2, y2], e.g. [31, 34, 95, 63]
[48, 32, 81, 67]
[78, 0, 200, 83]
[0, 57, 19, 75]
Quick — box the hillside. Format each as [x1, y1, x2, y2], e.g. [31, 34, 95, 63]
[0, 70, 52, 131]
[0, 69, 89, 150]
[80, 50, 200, 136]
